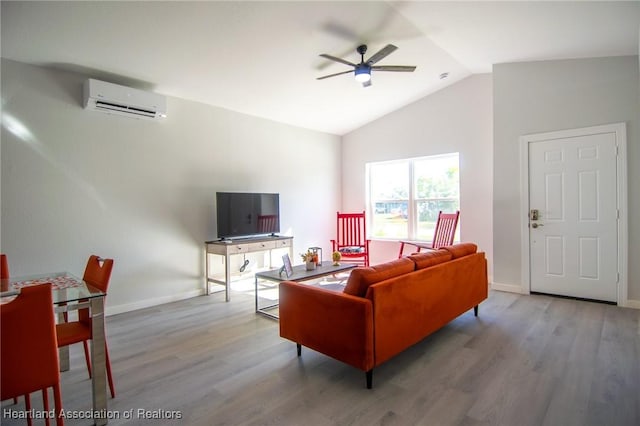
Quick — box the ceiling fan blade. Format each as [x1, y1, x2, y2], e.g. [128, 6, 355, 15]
[316, 69, 354, 80]
[372, 65, 416, 72]
[366, 44, 397, 65]
[319, 54, 357, 67]
[362, 80, 372, 88]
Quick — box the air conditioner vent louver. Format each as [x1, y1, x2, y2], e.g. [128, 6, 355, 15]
[95, 101, 157, 117]
[83, 79, 167, 120]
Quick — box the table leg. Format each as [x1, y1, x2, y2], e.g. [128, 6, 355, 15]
[90, 296, 108, 426]
[255, 275, 259, 313]
[205, 250, 210, 296]
[57, 311, 70, 372]
[224, 254, 231, 302]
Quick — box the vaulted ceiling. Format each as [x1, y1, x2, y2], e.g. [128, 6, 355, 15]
[2, 1, 639, 135]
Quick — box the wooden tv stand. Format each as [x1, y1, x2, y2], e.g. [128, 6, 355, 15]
[205, 235, 293, 301]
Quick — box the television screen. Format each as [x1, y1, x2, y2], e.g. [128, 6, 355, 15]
[216, 192, 280, 239]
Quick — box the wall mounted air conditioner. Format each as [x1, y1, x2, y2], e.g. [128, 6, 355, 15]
[83, 79, 167, 120]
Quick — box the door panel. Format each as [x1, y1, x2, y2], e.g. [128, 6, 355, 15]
[529, 131, 617, 302]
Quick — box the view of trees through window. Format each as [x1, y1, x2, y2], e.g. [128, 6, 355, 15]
[367, 153, 460, 241]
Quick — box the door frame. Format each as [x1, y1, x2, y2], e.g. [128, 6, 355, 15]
[519, 122, 628, 306]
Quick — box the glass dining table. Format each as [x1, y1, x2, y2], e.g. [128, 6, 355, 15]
[1, 272, 110, 425]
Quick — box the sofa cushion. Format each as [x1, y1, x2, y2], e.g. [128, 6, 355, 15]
[408, 250, 452, 270]
[440, 243, 478, 259]
[344, 257, 415, 297]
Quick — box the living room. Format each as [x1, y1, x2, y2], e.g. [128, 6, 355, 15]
[1, 2, 639, 424]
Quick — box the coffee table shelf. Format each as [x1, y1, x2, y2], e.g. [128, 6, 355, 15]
[254, 262, 356, 319]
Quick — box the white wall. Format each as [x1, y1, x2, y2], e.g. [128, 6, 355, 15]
[493, 55, 640, 304]
[0, 59, 341, 314]
[341, 74, 493, 272]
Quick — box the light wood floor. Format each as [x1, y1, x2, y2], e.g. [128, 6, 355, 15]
[3, 287, 639, 425]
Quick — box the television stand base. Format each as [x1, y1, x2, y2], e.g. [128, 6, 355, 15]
[205, 235, 294, 301]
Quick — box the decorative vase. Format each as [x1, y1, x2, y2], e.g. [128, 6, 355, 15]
[305, 260, 316, 271]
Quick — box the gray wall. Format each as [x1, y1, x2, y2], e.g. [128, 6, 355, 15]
[1, 59, 341, 314]
[342, 74, 494, 270]
[493, 55, 640, 303]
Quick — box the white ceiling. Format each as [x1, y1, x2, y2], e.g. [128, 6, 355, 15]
[2, 1, 639, 135]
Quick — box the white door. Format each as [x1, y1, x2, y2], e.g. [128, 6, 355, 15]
[528, 129, 619, 302]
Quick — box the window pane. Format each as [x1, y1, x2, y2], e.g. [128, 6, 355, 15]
[415, 155, 459, 199]
[370, 162, 409, 199]
[370, 162, 409, 239]
[372, 201, 408, 239]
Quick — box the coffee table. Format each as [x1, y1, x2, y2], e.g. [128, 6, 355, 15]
[254, 262, 356, 319]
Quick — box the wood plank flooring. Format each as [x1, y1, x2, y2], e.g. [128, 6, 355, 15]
[2, 288, 639, 425]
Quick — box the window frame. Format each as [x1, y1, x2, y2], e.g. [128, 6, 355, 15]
[366, 153, 460, 242]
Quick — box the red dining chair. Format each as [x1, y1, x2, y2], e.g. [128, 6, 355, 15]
[331, 211, 370, 267]
[398, 210, 460, 258]
[55, 255, 116, 398]
[1, 253, 19, 405]
[1, 283, 65, 426]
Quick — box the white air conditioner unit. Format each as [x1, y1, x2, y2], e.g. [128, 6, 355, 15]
[83, 79, 167, 120]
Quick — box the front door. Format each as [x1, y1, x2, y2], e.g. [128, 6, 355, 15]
[528, 127, 619, 302]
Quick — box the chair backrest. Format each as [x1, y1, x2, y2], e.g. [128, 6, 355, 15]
[79, 255, 114, 324]
[335, 211, 367, 248]
[432, 210, 460, 249]
[83, 255, 114, 293]
[1, 283, 60, 399]
[1, 253, 9, 279]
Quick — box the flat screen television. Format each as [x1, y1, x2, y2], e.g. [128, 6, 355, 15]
[216, 192, 280, 239]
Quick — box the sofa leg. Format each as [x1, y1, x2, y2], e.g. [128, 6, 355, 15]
[365, 370, 373, 389]
[474, 305, 478, 317]
[296, 343, 301, 357]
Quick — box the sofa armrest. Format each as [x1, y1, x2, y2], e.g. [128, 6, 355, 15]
[279, 281, 374, 372]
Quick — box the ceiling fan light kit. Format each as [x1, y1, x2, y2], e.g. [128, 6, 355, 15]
[317, 43, 416, 88]
[354, 66, 371, 83]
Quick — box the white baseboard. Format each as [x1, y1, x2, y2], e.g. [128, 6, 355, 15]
[105, 289, 204, 316]
[490, 281, 527, 294]
[490, 282, 640, 310]
[623, 299, 640, 309]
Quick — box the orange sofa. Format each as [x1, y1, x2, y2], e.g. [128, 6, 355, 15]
[279, 243, 488, 388]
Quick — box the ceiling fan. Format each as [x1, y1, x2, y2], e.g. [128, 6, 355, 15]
[317, 44, 416, 87]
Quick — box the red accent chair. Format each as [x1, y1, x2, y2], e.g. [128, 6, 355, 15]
[398, 210, 460, 258]
[56, 255, 116, 398]
[331, 211, 370, 267]
[1, 283, 65, 426]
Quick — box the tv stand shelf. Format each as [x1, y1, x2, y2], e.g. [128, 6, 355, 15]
[205, 235, 293, 301]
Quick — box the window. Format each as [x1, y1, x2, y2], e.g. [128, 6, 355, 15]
[367, 153, 460, 241]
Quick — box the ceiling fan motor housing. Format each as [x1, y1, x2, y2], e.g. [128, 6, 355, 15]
[355, 64, 371, 82]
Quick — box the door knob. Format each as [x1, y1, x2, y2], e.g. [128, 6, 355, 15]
[531, 223, 544, 229]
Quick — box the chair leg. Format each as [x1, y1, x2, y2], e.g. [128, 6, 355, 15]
[53, 383, 65, 426]
[365, 370, 373, 389]
[42, 388, 51, 426]
[105, 342, 116, 398]
[83, 340, 92, 378]
[25, 393, 33, 426]
[474, 305, 478, 317]
[296, 343, 301, 357]
[13, 397, 18, 404]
